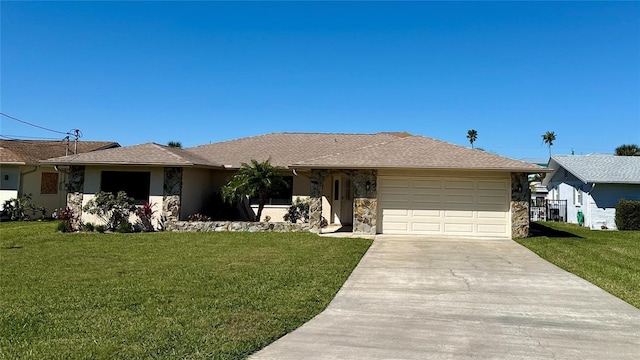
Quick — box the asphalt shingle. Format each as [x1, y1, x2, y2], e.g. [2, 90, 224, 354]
[0, 140, 119, 164]
[550, 154, 640, 184]
[42, 143, 221, 167]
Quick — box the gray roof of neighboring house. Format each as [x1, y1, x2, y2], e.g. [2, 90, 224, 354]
[546, 154, 640, 184]
[41, 143, 221, 168]
[186, 132, 408, 169]
[293, 135, 545, 172]
[0, 140, 119, 164]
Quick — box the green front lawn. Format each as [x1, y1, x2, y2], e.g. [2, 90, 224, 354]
[0, 222, 372, 359]
[517, 222, 640, 308]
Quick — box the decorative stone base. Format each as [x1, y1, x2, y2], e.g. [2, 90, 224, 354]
[66, 192, 84, 230]
[167, 221, 310, 233]
[511, 172, 530, 238]
[308, 197, 323, 233]
[354, 198, 377, 235]
[511, 200, 529, 238]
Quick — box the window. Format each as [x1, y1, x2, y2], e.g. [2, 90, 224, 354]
[249, 176, 293, 205]
[334, 180, 340, 201]
[574, 188, 583, 206]
[101, 171, 150, 204]
[40, 172, 58, 194]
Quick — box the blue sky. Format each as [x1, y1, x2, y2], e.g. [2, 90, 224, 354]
[2, 1, 639, 160]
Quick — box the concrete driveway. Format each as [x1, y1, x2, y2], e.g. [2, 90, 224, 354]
[251, 236, 640, 359]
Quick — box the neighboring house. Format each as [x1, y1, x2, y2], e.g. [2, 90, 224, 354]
[521, 158, 550, 205]
[42, 132, 546, 238]
[0, 140, 120, 215]
[543, 154, 640, 230]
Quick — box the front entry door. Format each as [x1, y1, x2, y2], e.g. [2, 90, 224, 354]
[332, 177, 342, 224]
[341, 178, 353, 225]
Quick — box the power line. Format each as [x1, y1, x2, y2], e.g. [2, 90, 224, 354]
[0, 134, 64, 140]
[0, 112, 71, 135]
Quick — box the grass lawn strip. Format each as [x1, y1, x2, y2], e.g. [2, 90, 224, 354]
[0, 221, 372, 359]
[516, 222, 640, 309]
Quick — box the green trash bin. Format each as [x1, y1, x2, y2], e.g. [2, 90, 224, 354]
[577, 210, 585, 226]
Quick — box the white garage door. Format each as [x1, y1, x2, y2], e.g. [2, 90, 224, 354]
[378, 176, 510, 237]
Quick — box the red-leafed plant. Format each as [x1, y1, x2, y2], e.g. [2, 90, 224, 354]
[136, 202, 157, 232]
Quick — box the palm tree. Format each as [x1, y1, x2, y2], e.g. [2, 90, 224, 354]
[167, 141, 182, 148]
[467, 129, 478, 149]
[615, 144, 640, 156]
[542, 131, 556, 156]
[221, 159, 288, 221]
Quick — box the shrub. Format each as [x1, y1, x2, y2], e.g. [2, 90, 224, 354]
[1, 194, 46, 221]
[82, 223, 95, 232]
[116, 221, 132, 233]
[284, 198, 310, 223]
[615, 199, 640, 230]
[57, 221, 70, 232]
[83, 191, 136, 231]
[136, 202, 157, 232]
[95, 225, 107, 234]
[54, 207, 75, 232]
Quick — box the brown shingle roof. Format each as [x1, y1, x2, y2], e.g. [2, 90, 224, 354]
[0, 140, 119, 164]
[185, 132, 404, 169]
[293, 135, 546, 172]
[41, 142, 221, 167]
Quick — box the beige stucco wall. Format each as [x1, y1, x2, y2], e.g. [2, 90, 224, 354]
[181, 167, 215, 220]
[81, 166, 164, 228]
[19, 165, 68, 216]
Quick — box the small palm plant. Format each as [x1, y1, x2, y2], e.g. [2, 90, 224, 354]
[221, 159, 289, 222]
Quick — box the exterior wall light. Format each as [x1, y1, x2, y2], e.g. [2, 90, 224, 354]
[365, 180, 371, 191]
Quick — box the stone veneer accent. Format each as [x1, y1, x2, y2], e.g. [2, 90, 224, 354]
[167, 221, 310, 232]
[511, 172, 530, 238]
[347, 169, 378, 235]
[308, 171, 327, 233]
[66, 165, 85, 230]
[163, 167, 183, 224]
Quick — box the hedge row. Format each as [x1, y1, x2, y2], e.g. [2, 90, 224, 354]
[615, 199, 640, 231]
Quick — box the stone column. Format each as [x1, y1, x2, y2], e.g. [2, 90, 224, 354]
[163, 167, 183, 227]
[511, 172, 530, 238]
[350, 170, 378, 235]
[309, 171, 326, 233]
[65, 165, 85, 230]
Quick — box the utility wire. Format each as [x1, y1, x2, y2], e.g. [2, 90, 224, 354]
[0, 134, 63, 140]
[1, 112, 71, 135]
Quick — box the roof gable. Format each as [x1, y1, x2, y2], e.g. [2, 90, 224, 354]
[545, 155, 640, 185]
[42, 143, 221, 167]
[0, 140, 120, 164]
[294, 135, 545, 172]
[185, 132, 403, 168]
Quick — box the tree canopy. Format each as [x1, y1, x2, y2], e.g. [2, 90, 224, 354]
[615, 144, 640, 156]
[542, 131, 556, 156]
[467, 129, 478, 149]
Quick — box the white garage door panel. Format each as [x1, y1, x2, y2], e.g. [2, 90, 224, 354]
[413, 209, 441, 217]
[478, 224, 508, 234]
[379, 176, 510, 237]
[413, 179, 441, 188]
[412, 222, 441, 232]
